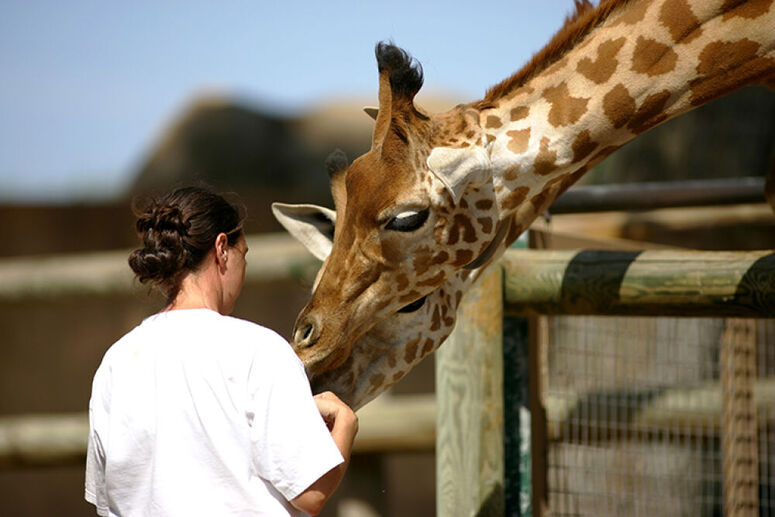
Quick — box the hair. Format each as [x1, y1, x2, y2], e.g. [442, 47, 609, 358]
[128, 186, 245, 302]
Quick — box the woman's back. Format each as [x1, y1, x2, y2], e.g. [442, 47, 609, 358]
[87, 309, 342, 516]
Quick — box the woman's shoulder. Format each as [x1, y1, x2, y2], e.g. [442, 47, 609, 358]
[140, 309, 279, 340]
[219, 314, 286, 343]
[101, 310, 297, 368]
[215, 314, 297, 360]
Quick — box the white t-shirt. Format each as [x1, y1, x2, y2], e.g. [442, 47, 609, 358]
[85, 309, 344, 517]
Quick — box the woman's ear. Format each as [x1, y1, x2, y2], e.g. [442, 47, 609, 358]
[214, 232, 229, 266]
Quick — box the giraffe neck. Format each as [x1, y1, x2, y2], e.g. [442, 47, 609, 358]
[476, 0, 775, 222]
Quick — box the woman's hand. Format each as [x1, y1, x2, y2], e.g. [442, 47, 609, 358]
[314, 391, 358, 437]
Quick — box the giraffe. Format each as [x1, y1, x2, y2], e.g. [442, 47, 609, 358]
[274, 0, 775, 410]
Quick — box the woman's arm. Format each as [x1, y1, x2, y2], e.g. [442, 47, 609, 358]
[290, 392, 359, 516]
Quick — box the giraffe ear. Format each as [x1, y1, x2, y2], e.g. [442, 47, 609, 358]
[426, 146, 491, 203]
[271, 203, 336, 261]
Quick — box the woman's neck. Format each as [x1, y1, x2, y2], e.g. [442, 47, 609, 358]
[164, 268, 224, 314]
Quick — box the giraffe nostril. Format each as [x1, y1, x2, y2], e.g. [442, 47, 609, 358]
[293, 315, 321, 349]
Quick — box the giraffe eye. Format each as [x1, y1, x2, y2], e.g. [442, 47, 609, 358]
[398, 295, 427, 313]
[385, 208, 429, 232]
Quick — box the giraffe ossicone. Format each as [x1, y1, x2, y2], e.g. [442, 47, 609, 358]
[275, 0, 775, 410]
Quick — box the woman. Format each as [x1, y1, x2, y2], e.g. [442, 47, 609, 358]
[85, 186, 358, 516]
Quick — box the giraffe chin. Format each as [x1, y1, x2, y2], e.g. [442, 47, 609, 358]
[302, 314, 420, 410]
[297, 340, 353, 379]
[305, 351, 362, 409]
[307, 353, 387, 411]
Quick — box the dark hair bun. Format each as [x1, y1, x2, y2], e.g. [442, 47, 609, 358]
[128, 203, 189, 287]
[135, 204, 189, 236]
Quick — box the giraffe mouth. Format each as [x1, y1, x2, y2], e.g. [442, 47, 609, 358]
[398, 295, 427, 313]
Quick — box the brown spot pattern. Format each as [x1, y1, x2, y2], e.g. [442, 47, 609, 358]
[507, 128, 531, 154]
[430, 305, 441, 331]
[603, 83, 636, 129]
[485, 115, 503, 129]
[576, 38, 626, 84]
[477, 217, 493, 234]
[543, 82, 590, 127]
[414, 250, 450, 277]
[441, 305, 454, 327]
[453, 249, 474, 267]
[530, 172, 579, 214]
[529, 190, 549, 213]
[611, 0, 650, 25]
[689, 39, 775, 106]
[544, 56, 569, 77]
[399, 290, 421, 304]
[660, 0, 702, 44]
[396, 273, 409, 291]
[510, 106, 529, 121]
[530, 190, 549, 214]
[628, 90, 671, 134]
[418, 270, 445, 288]
[447, 214, 477, 245]
[404, 337, 420, 364]
[421, 338, 435, 356]
[534, 137, 559, 176]
[506, 220, 524, 246]
[565, 166, 588, 190]
[412, 255, 430, 277]
[722, 0, 773, 20]
[501, 186, 530, 211]
[475, 199, 493, 210]
[370, 373, 385, 389]
[503, 165, 520, 182]
[631, 37, 678, 76]
[433, 250, 450, 265]
[572, 129, 598, 163]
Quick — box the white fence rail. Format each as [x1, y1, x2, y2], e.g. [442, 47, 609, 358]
[0, 394, 436, 468]
[0, 233, 320, 300]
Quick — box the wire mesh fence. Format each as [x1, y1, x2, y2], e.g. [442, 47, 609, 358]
[542, 316, 775, 517]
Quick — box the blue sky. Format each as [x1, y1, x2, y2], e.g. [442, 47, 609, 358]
[0, 1, 575, 202]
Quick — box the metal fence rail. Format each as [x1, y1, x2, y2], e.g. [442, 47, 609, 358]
[550, 177, 766, 214]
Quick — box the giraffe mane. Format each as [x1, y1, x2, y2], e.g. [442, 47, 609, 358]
[477, 0, 635, 107]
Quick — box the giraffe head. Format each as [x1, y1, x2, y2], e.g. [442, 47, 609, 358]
[273, 43, 508, 403]
[273, 195, 510, 409]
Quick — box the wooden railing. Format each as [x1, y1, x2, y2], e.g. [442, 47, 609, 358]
[435, 248, 775, 517]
